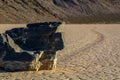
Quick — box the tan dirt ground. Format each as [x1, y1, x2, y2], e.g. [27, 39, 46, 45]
[0, 24, 120, 80]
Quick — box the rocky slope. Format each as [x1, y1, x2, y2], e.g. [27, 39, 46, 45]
[0, 0, 120, 23]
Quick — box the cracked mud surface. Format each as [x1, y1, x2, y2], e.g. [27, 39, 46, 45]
[0, 24, 120, 80]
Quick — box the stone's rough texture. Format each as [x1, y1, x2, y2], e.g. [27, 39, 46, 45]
[0, 22, 64, 71]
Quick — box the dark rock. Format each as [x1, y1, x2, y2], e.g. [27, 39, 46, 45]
[0, 22, 64, 71]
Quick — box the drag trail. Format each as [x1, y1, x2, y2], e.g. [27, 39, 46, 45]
[57, 25, 105, 65]
[57, 24, 120, 80]
[57, 25, 105, 76]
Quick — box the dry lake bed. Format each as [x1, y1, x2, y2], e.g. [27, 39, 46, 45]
[0, 24, 120, 80]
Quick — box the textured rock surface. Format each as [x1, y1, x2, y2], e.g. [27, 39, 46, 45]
[0, 22, 64, 71]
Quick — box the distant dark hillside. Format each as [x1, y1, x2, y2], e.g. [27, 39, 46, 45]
[0, 0, 120, 23]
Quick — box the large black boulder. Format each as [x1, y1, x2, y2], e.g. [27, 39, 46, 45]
[0, 22, 64, 71]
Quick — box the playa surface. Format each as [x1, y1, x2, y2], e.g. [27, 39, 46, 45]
[0, 24, 120, 80]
